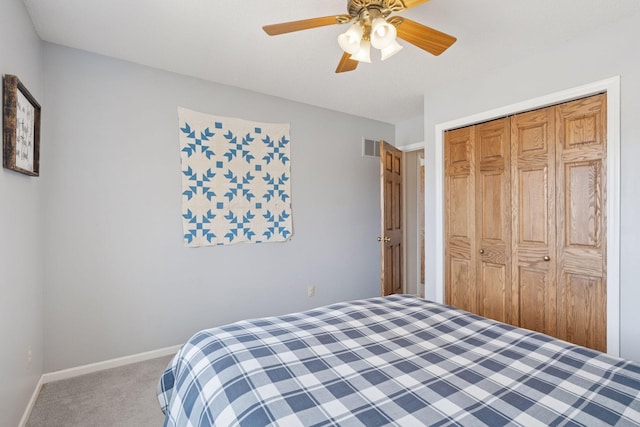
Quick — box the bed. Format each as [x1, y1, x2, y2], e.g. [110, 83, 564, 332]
[158, 295, 640, 426]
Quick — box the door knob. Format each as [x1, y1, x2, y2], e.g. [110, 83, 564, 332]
[543, 256, 551, 261]
[479, 249, 485, 254]
[377, 237, 391, 242]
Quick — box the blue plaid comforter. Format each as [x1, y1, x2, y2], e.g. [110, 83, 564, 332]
[158, 295, 640, 426]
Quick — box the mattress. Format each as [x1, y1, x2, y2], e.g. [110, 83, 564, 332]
[158, 295, 640, 426]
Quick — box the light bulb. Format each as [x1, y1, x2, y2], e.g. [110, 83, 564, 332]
[351, 39, 371, 63]
[370, 18, 397, 50]
[381, 40, 403, 61]
[338, 23, 364, 55]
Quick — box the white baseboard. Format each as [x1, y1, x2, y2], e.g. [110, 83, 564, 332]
[42, 344, 181, 384]
[20, 344, 182, 426]
[19, 376, 44, 427]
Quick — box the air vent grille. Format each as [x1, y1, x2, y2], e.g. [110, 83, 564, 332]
[362, 138, 380, 158]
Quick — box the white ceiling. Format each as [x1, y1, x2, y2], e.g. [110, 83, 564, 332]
[23, 0, 640, 124]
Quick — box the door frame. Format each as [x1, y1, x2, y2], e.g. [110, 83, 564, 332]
[433, 76, 621, 356]
[396, 142, 427, 297]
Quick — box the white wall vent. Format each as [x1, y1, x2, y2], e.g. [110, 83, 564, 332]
[362, 138, 380, 158]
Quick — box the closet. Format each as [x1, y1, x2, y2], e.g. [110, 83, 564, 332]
[444, 93, 607, 352]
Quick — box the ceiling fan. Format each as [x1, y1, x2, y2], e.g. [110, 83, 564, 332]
[263, 0, 457, 73]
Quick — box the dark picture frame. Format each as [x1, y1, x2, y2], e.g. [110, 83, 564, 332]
[3, 74, 41, 176]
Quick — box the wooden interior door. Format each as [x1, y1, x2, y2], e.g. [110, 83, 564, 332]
[380, 140, 403, 296]
[475, 118, 512, 324]
[555, 94, 607, 351]
[444, 127, 476, 312]
[511, 108, 557, 336]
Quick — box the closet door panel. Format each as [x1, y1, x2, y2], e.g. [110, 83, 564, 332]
[475, 118, 511, 324]
[449, 258, 473, 312]
[518, 267, 552, 333]
[559, 273, 606, 351]
[519, 168, 548, 244]
[480, 173, 505, 241]
[445, 127, 476, 313]
[511, 108, 556, 336]
[480, 263, 507, 322]
[450, 176, 471, 237]
[566, 161, 600, 247]
[556, 94, 607, 351]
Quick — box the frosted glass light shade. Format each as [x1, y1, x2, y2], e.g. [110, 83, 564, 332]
[351, 39, 371, 63]
[338, 23, 364, 55]
[380, 40, 403, 61]
[370, 18, 397, 49]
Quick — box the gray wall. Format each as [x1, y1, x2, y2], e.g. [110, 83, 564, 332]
[42, 44, 394, 371]
[395, 116, 424, 147]
[423, 11, 640, 362]
[0, 0, 44, 424]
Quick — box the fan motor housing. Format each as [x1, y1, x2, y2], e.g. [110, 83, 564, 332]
[347, 0, 406, 19]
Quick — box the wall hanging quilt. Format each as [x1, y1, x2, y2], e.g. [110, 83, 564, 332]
[178, 107, 292, 247]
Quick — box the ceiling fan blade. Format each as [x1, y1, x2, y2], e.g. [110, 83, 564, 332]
[335, 52, 359, 73]
[263, 15, 351, 36]
[399, 0, 432, 10]
[394, 17, 456, 56]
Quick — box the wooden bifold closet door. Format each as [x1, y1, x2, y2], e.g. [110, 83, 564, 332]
[445, 93, 607, 352]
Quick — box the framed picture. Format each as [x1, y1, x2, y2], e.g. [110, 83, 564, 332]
[3, 74, 41, 176]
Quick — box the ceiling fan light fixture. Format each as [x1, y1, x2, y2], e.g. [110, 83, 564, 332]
[351, 39, 371, 63]
[263, 0, 458, 73]
[380, 39, 403, 61]
[370, 17, 397, 50]
[338, 23, 364, 55]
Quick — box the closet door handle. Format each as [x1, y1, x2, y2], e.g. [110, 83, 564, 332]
[543, 256, 551, 261]
[479, 249, 485, 254]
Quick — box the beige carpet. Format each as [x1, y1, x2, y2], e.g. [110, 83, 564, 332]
[27, 355, 173, 427]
